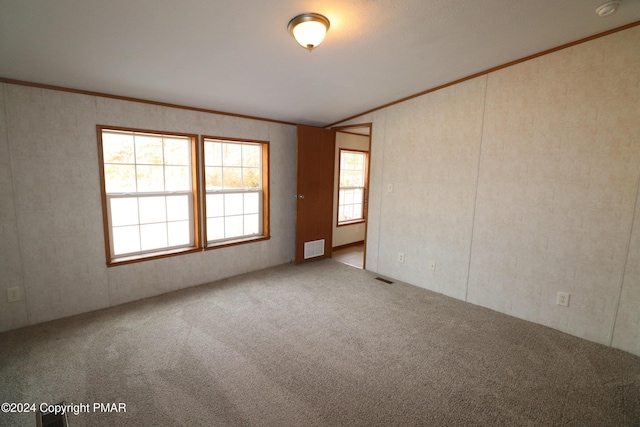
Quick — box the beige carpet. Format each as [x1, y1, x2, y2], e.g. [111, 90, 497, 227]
[1, 260, 639, 426]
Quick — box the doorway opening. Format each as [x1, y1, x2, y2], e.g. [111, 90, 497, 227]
[330, 123, 372, 270]
[332, 242, 365, 269]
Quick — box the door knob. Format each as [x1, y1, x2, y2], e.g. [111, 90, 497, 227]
[296, 194, 305, 199]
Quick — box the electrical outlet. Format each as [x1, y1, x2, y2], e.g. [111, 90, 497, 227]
[398, 252, 405, 263]
[557, 292, 570, 307]
[429, 261, 436, 272]
[387, 184, 393, 193]
[7, 287, 21, 303]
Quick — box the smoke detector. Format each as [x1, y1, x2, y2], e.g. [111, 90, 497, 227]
[595, 1, 621, 17]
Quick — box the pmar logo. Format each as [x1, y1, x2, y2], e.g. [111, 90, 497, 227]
[93, 403, 127, 413]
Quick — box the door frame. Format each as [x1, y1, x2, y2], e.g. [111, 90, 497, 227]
[331, 123, 372, 270]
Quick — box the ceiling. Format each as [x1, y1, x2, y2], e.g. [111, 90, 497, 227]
[1, 1, 639, 127]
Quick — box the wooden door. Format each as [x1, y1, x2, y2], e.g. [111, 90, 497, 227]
[295, 125, 336, 263]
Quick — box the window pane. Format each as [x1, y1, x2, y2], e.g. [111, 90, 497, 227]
[135, 134, 163, 165]
[223, 167, 242, 189]
[244, 214, 259, 235]
[140, 223, 168, 250]
[244, 192, 259, 214]
[222, 143, 242, 166]
[353, 204, 363, 219]
[343, 205, 353, 220]
[340, 170, 355, 186]
[137, 165, 164, 192]
[139, 196, 166, 224]
[167, 195, 189, 221]
[207, 217, 224, 241]
[225, 216, 243, 238]
[206, 194, 224, 217]
[243, 168, 260, 188]
[224, 193, 243, 216]
[112, 225, 141, 255]
[205, 167, 221, 190]
[164, 137, 189, 165]
[353, 171, 364, 187]
[354, 188, 364, 203]
[165, 166, 190, 191]
[168, 220, 190, 246]
[104, 165, 136, 193]
[340, 151, 366, 188]
[242, 144, 260, 167]
[205, 141, 222, 166]
[110, 198, 139, 227]
[345, 170, 358, 186]
[345, 189, 354, 204]
[103, 133, 134, 163]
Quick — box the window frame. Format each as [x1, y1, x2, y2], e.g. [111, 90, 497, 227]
[97, 125, 202, 266]
[337, 148, 368, 227]
[201, 135, 270, 250]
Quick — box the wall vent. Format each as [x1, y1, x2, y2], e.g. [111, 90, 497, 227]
[304, 239, 325, 259]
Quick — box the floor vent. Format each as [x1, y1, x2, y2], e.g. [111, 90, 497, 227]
[375, 277, 394, 284]
[37, 405, 68, 427]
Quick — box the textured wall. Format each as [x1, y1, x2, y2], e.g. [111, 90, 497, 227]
[614, 188, 640, 355]
[0, 84, 30, 330]
[376, 77, 486, 300]
[0, 85, 297, 331]
[468, 28, 640, 346]
[336, 26, 640, 355]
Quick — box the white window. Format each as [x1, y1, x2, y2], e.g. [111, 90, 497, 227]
[338, 149, 367, 225]
[202, 137, 269, 247]
[98, 127, 200, 265]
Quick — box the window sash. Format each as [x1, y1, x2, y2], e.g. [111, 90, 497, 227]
[203, 139, 263, 191]
[338, 187, 365, 223]
[106, 192, 195, 258]
[338, 150, 367, 225]
[205, 189, 263, 243]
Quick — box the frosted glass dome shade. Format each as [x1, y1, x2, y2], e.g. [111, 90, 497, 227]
[288, 13, 330, 51]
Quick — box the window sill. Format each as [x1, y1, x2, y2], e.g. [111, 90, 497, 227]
[205, 235, 270, 250]
[337, 219, 365, 228]
[107, 246, 202, 267]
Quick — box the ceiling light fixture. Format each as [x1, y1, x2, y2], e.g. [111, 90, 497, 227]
[595, 1, 621, 17]
[288, 13, 330, 52]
